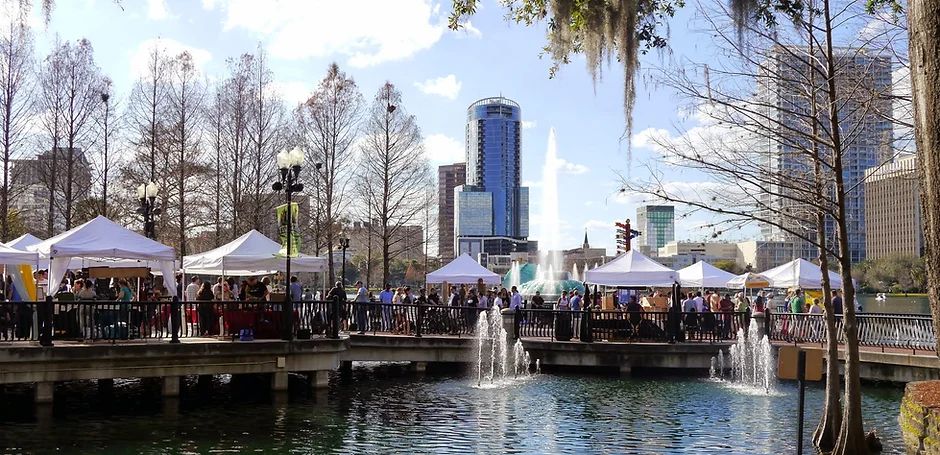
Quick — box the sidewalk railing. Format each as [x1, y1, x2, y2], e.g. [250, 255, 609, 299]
[518, 309, 748, 343]
[767, 311, 937, 353]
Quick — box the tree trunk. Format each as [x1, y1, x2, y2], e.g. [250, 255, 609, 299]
[822, 1, 866, 451]
[907, 0, 940, 359]
[807, 14, 841, 446]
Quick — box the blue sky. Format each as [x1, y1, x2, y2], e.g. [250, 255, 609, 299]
[29, 0, 753, 255]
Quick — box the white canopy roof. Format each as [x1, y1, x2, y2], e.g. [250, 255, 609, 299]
[426, 253, 501, 285]
[760, 258, 844, 289]
[584, 250, 678, 287]
[726, 272, 772, 289]
[182, 229, 327, 275]
[5, 233, 42, 251]
[0, 241, 38, 266]
[677, 261, 738, 288]
[29, 216, 178, 295]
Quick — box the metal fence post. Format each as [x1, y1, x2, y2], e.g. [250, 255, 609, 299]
[415, 303, 424, 338]
[581, 305, 593, 343]
[764, 307, 772, 340]
[170, 296, 181, 344]
[39, 296, 53, 347]
[330, 297, 340, 339]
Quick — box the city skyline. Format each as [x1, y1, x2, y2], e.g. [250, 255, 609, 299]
[10, 1, 909, 257]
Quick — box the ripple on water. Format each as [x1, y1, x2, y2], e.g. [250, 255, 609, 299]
[0, 365, 906, 454]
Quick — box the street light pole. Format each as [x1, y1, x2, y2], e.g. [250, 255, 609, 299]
[339, 236, 350, 287]
[273, 148, 305, 341]
[136, 181, 161, 239]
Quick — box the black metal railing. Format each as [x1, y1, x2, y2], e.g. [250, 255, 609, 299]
[0, 298, 491, 344]
[518, 309, 748, 343]
[767, 312, 937, 353]
[5, 296, 935, 353]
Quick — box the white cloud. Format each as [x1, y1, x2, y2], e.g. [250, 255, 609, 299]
[201, 0, 219, 10]
[424, 133, 464, 165]
[129, 38, 213, 78]
[272, 80, 311, 107]
[521, 120, 537, 129]
[583, 219, 612, 230]
[146, 0, 172, 20]
[414, 74, 461, 100]
[453, 20, 482, 38]
[216, 0, 446, 67]
[556, 158, 588, 175]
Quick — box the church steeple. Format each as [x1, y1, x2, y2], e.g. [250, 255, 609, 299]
[582, 229, 590, 249]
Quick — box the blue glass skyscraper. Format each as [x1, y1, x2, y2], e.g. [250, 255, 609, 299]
[454, 96, 531, 257]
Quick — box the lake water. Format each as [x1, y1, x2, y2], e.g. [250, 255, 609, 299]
[858, 294, 930, 314]
[0, 363, 905, 454]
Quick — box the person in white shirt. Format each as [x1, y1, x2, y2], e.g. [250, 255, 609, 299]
[510, 286, 523, 311]
[692, 291, 706, 313]
[354, 281, 369, 334]
[185, 277, 200, 302]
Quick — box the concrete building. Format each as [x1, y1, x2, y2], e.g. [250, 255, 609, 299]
[735, 240, 797, 271]
[864, 154, 923, 260]
[562, 231, 610, 271]
[636, 205, 675, 252]
[756, 46, 893, 263]
[345, 220, 425, 263]
[454, 96, 531, 258]
[437, 163, 466, 261]
[11, 147, 93, 236]
[657, 241, 739, 270]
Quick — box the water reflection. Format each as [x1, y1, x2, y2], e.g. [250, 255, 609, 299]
[0, 364, 905, 454]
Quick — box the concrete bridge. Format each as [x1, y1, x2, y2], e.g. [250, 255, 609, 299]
[2, 305, 936, 404]
[2, 331, 933, 406]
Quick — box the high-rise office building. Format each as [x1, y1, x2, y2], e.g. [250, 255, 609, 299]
[864, 154, 923, 260]
[636, 205, 675, 252]
[437, 162, 466, 260]
[454, 96, 531, 257]
[756, 46, 892, 263]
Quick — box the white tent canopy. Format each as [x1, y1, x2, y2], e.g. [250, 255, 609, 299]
[426, 253, 501, 285]
[29, 216, 178, 296]
[0, 241, 38, 265]
[760, 258, 844, 289]
[727, 272, 772, 289]
[677, 261, 738, 288]
[5, 233, 42, 251]
[7, 233, 175, 272]
[182, 229, 327, 275]
[584, 250, 678, 287]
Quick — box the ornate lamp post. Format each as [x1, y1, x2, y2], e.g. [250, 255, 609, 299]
[339, 235, 350, 286]
[136, 181, 161, 239]
[273, 148, 304, 341]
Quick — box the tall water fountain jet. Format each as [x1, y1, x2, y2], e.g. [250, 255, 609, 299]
[711, 320, 775, 393]
[571, 263, 580, 282]
[475, 306, 535, 386]
[508, 261, 521, 288]
[538, 128, 562, 276]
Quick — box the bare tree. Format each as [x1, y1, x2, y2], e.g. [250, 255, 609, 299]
[204, 85, 225, 247]
[0, 7, 32, 240]
[219, 54, 252, 237]
[56, 39, 102, 230]
[243, 46, 285, 233]
[127, 45, 169, 185]
[37, 39, 66, 237]
[91, 77, 121, 218]
[296, 62, 363, 284]
[166, 51, 205, 259]
[622, 2, 898, 452]
[359, 82, 432, 285]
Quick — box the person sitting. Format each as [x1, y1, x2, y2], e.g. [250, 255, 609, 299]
[625, 296, 644, 337]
